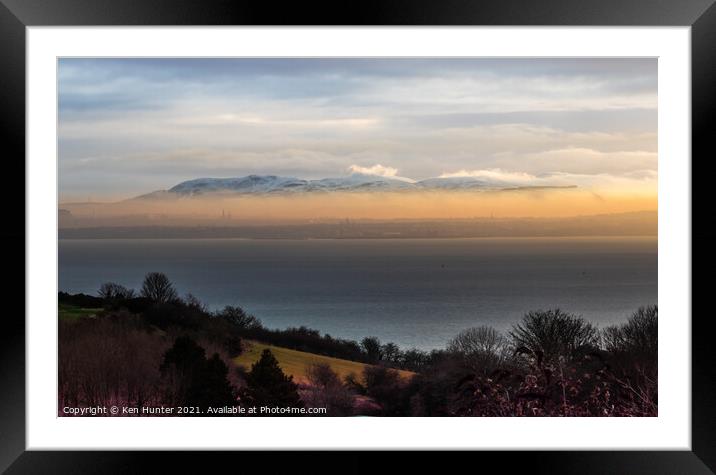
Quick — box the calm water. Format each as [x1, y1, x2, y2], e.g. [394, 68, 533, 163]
[58, 237, 657, 350]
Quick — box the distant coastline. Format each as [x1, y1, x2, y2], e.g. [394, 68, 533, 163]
[58, 210, 657, 240]
[58, 231, 658, 240]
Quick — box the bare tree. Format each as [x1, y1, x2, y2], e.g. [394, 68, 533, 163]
[447, 326, 507, 373]
[140, 272, 178, 303]
[602, 305, 657, 357]
[601, 305, 658, 410]
[509, 309, 599, 365]
[215, 305, 262, 330]
[448, 326, 504, 356]
[98, 282, 135, 300]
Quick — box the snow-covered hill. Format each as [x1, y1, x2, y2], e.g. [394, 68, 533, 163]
[169, 175, 310, 195]
[131, 173, 569, 200]
[166, 174, 503, 195]
[416, 177, 494, 190]
[166, 173, 419, 196]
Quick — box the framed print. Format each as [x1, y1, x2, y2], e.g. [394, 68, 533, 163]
[3, 0, 715, 472]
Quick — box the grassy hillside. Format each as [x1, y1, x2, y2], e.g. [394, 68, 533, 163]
[59, 303, 103, 322]
[58, 303, 416, 384]
[234, 340, 414, 385]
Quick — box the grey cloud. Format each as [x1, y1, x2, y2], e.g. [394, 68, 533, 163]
[58, 58, 658, 198]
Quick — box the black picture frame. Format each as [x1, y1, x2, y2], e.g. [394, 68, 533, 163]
[3, 0, 714, 472]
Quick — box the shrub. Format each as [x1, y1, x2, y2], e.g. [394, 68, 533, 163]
[400, 348, 431, 372]
[407, 354, 468, 416]
[223, 335, 243, 358]
[302, 363, 354, 416]
[58, 314, 168, 411]
[184, 293, 207, 313]
[144, 301, 206, 331]
[362, 365, 410, 415]
[58, 291, 103, 308]
[343, 373, 365, 395]
[117, 296, 153, 314]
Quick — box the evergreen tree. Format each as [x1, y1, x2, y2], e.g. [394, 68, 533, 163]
[187, 353, 237, 410]
[160, 336, 236, 413]
[242, 349, 302, 410]
[161, 336, 206, 374]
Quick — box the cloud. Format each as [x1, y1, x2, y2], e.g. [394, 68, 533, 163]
[438, 167, 657, 194]
[518, 147, 657, 175]
[348, 164, 398, 177]
[348, 164, 418, 183]
[439, 168, 536, 184]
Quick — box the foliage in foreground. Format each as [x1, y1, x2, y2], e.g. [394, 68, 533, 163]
[58, 272, 658, 417]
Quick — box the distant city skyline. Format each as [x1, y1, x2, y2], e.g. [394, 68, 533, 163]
[58, 58, 657, 202]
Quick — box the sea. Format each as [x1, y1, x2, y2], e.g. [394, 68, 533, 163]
[58, 237, 657, 350]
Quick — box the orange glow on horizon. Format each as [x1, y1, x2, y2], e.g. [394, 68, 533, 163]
[60, 189, 657, 222]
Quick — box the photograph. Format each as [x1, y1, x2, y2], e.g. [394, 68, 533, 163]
[57, 57, 658, 418]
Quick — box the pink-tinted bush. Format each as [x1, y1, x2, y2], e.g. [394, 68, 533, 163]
[59, 312, 170, 412]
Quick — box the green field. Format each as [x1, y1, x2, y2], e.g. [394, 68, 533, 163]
[234, 340, 415, 385]
[58, 303, 103, 322]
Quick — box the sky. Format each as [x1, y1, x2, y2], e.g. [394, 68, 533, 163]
[58, 58, 657, 203]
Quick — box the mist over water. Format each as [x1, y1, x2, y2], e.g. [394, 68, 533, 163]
[58, 237, 657, 350]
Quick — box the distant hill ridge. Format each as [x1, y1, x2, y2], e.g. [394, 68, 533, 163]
[133, 173, 575, 199]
